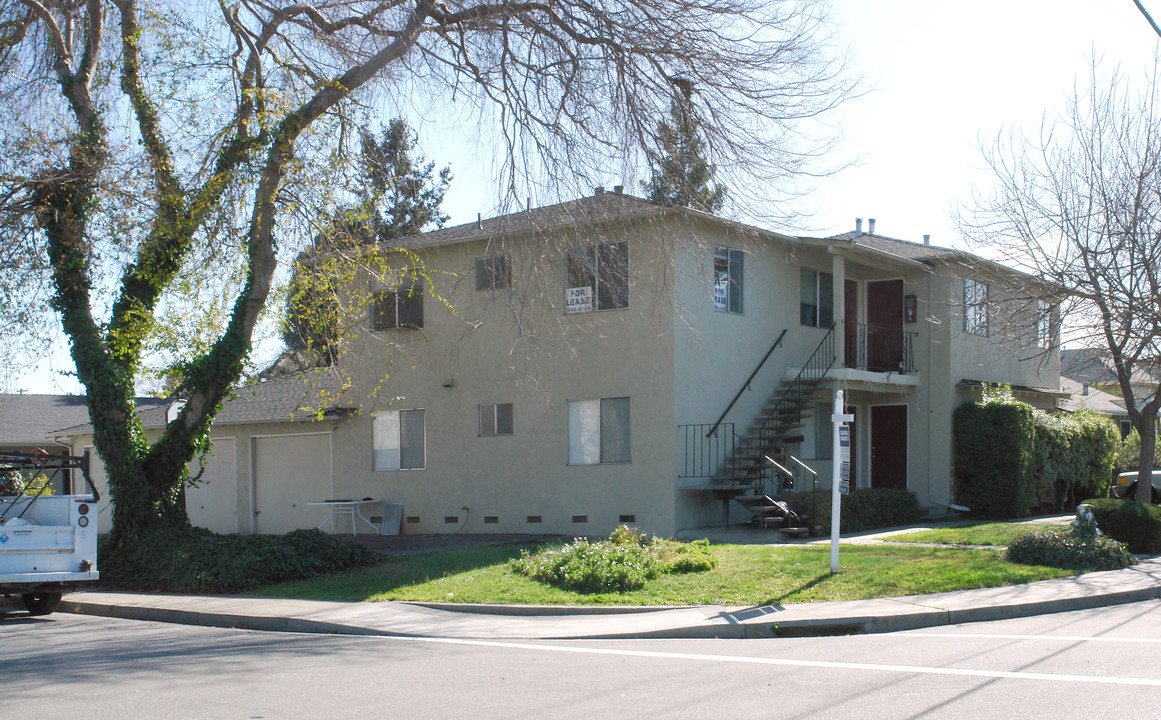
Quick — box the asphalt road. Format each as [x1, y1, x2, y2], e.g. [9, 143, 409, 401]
[6, 601, 1161, 719]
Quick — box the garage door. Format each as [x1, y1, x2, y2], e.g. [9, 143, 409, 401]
[186, 438, 238, 534]
[253, 434, 332, 534]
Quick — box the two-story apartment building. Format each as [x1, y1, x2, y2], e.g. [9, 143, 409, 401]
[65, 190, 1064, 537]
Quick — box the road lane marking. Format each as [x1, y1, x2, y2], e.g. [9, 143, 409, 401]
[391, 636, 1161, 687]
[904, 632, 1161, 644]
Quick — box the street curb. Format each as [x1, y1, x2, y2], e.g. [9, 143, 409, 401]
[52, 585, 1161, 640]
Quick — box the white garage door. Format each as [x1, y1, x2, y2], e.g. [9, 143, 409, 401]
[186, 438, 238, 534]
[253, 434, 332, 534]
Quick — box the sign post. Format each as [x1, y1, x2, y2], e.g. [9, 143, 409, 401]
[830, 389, 854, 574]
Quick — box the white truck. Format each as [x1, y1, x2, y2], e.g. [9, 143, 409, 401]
[0, 451, 99, 616]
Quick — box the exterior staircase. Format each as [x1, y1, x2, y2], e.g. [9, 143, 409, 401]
[714, 326, 836, 527]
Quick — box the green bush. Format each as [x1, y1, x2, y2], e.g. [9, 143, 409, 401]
[1085, 498, 1161, 554]
[954, 390, 1037, 518]
[1006, 530, 1137, 571]
[783, 488, 922, 535]
[1115, 429, 1161, 474]
[509, 527, 715, 593]
[1033, 409, 1118, 505]
[99, 527, 377, 593]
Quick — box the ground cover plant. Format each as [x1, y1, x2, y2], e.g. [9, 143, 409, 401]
[259, 542, 1076, 606]
[507, 526, 715, 592]
[98, 528, 377, 593]
[889, 521, 1070, 546]
[1085, 498, 1161, 553]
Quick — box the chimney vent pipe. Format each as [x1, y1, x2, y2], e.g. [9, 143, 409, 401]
[923, 234, 930, 245]
[855, 218, 863, 237]
[868, 218, 876, 234]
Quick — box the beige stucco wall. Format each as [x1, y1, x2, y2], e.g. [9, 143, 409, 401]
[324, 214, 681, 537]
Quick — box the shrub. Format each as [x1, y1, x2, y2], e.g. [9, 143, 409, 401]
[1006, 530, 1137, 570]
[99, 526, 377, 593]
[1085, 498, 1161, 554]
[954, 390, 1037, 518]
[1032, 409, 1118, 507]
[783, 488, 922, 535]
[509, 526, 715, 593]
[1115, 429, 1161, 475]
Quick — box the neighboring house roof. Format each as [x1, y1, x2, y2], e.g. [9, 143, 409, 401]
[0, 394, 166, 446]
[1059, 376, 1128, 416]
[53, 371, 356, 436]
[1060, 347, 1161, 390]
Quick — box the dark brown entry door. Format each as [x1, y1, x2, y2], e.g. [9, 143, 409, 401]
[870, 404, 907, 490]
[866, 280, 904, 372]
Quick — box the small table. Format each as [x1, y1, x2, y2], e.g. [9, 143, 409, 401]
[308, 499, 383, 536]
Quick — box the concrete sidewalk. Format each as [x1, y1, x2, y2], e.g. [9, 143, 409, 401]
[52, 557, 1161, 640]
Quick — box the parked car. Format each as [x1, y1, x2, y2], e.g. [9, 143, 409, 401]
[1113, 470, 1161, 501]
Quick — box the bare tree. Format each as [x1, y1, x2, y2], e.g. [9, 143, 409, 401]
[962, 61, 1161, 502]
[0, 0, 853, 560]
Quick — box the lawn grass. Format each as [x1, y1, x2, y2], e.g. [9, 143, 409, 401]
[888, 521, 1070, 547]
[257, 542, 1076, 606]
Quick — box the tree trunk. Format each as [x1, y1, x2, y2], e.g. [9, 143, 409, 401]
[1136, 413, 1156, 503]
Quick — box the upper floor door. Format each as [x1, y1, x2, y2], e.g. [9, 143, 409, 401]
[866, 279, 904, 373]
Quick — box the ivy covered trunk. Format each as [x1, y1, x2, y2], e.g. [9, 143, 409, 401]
[1136, 412, 1158, 504]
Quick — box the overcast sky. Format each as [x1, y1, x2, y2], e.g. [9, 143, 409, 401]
[13, 0, 1161, 394]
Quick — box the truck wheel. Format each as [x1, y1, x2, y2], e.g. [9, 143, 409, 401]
[22, 592, 62, 616]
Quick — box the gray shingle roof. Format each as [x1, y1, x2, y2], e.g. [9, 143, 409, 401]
[396, 191, 668, 249]
[1059, 376, 1127, 416]
[0, 394, 166, 445]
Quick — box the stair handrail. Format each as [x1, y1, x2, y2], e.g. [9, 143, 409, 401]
[754, 323, 836, 468]
[706, 328, 788, 438]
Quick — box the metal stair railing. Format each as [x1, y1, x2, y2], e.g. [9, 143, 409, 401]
[706, 329, 788, 438]
[751, 324, 836, 488]
[677, 423, 737, 481]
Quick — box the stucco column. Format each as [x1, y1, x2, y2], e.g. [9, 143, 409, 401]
[830, 250, 846, 366]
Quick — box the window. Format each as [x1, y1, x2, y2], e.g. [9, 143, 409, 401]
[479, 403, 514, 436]
[714, 247, 744, 314]
[567, 397, 630, 464]
[800, 268, 834, 327]
[565, 241, 628, 313]
[964, 279, 989, 336]
[372, 279, 423, 330]
[476, 255, 511, 290]
[372, 409, 425, 470]
[1037, 300, 1053, 349]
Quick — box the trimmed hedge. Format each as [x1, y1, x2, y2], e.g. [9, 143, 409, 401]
[1006, 530, 1137, 571]
[1032, 409, 1118, 505]
[1085, 498, 1161, 554]
[954, 394, 1036, 518]
[954, 387, 1118, 517]
[99, 527, 378, 593]
[783, 488, 922, 535]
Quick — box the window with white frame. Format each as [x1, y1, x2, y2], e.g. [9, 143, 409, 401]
[800, 268, 834, 327]
[371, 279, 423, 330]
[372, 409, 426, 470]
[713, 247, 744, 314]
[476, 255, 511, 290]
[964, 278, 989, 336]
[1037, 300, 1053, 349]
[567, 397, 630, 464]
[479, 403, 514, 436]
[565, 241, 628, 313]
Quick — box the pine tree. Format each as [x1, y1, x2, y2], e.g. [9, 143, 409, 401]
[361, 119, 452, 244]
[279, 119, 450, 366]
[642, 90, 727, 213]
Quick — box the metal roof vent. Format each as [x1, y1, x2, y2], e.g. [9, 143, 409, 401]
[868, 218, 876, 234]
[855, 218, 863, 237]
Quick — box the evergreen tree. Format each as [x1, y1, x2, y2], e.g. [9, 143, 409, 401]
[279, 119, 450, 366]
[361, 119, 452, 244]
[642, 90, 727, 213]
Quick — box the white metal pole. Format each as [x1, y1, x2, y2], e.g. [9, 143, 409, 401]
[829, 389, 852, 574]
